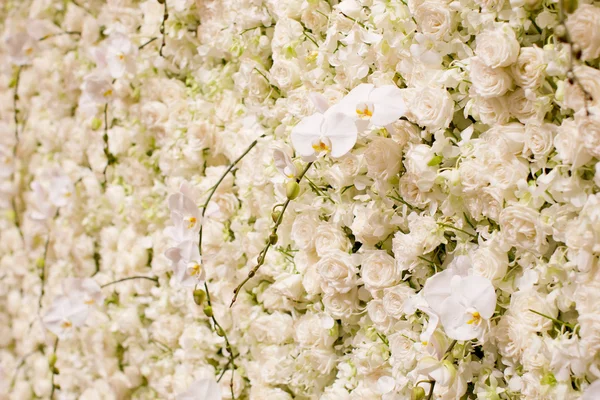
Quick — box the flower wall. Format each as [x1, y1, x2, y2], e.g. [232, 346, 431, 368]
[1, 0, 600, 399]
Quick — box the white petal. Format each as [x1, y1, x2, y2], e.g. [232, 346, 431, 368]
[369, 85, 407, 126]
[453, 275, 497, 319]
[440, 297, 479, 341]
[308, 92, 330, 113]
[177, 379, 222, 400]
[322, 111, 358, 158]
[337, 83, 375, 115]
[422, 269, 455, 316]
[291, 113, 324, 157]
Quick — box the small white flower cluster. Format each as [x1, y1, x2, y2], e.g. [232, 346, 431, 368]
[1, 0, 600, 399]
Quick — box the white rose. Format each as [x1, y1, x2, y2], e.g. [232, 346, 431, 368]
[405, 87, 454, 132]
[511, 46, 546, 89]
[577, 112, 600, 159]
[388, 331, 418, 371]
[270, 273, 305, 301]
[471, 244, 509, 282]
[554, 119, 593, 168]
[382, 284, 415, 319]
[398, 173, 432, 209]
[476, 26, 520, 68]
[302, 263, 323, 296]
[472, 96, 511, 125]
[269, 59, 300, 91]
[294, 312, 336, 348]
[364, 137, 403, 181]
[350, 203, 396, 246]
[314, 223, 352, 257]
[290, 213, 320, 251]
[565, 4, 600, 61]
[470, 57, 513, 98]
[414, 1, 452, 40]
[250, 312, 295, 344]
[323, 288, 360, 320]
[474, 0, 504, 11]
[499, 204, 549, 254]
[507, 88, 546, 123]
[367, 299, 394, 332]
[564, 66, 600, 113]
[361, 250, 402, 292]
[523, 122, 555, 159]
[483, 123, 526, 155]
[387, 120, 422, 147]
[271, 17, 304, 57]
[316, 251, 359, 294]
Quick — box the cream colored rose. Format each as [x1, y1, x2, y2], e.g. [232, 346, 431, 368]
[507, 88, 545, 123]
[314, 223, 352, 257]
[499, 204, 549, 254]
[405, 87, 454, 132]
[476, 26, 520, 68]
[555, 119, 593, 168]
[361, 250, 401, 292]
[577, 112, 600, 159]
[291, 214, 319, 251]
[316, 251, 359, 294]
[383, 284, 415, 319]
[322, 288, 359, 320]
[511, 46, 545, 89]
[294, 312, 336, 348]
[564, 66, 600, 113]
[473, 96, 511, 125]
[364, 137, 403, 180]
[474, 0, 504, 11]
[269, 59, 301, 91]
[471, 245, 509, 282]
[367, 299, 394, 332]
[470, 57, 513, 98]
[414, 1, 452, 40]
[524, 123, 555, 158]
[566, 4, 600, 61]
[387, 120, 422, 147]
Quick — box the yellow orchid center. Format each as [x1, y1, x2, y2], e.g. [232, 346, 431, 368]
[187, 216, 197, 229]
[61, 320, 73, 329]
[118, 53, 125, 60]
[467, 311, 481, 325]
[25, 47, 33, 55]
[84, 298, 95, 305]
[311, 138, 331, 154]
[355, 102, 374, 119]
[103, 89, 113, 97]
[188, 263, 202, 277]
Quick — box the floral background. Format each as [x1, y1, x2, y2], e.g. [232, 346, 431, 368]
[1, 0, 600, 399]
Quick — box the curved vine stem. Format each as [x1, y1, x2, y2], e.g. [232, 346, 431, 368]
[159, 0, 169, 57]
[204, 282, 236, 399]
[100, 276, 159, 288]
[230, 161, 314, 307]
[102, 103, 116, 184]
[11, 66, 24, 240]
[195, 134, 266, 400]
[49, 337, 59, 399]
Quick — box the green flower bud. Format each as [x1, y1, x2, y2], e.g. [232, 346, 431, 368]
[91, 118, 102, 131]
[286, 180, 300, 200]
[411, 386, 426, 400]
[193, 289, 206, 306]
[269, 233, 278, 245]
[36, 258, 45, 269]
[216, 326, 225, 337]
[203, 305, 213, 318]
[271, 210, 281, 223]
[48, 353, 57, 368]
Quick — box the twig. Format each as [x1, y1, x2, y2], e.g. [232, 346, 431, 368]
[204, 283, 236, 399]
[102, 103, 116, 184]
[49, 337, 59, 399]
[39, 31, 81, 41]
[37, 231, 52, 313]
[13, 66, 22, 142]
[437, 223, 477, 239]
[230, 161, 313, 307]
[138, 37, 158, 50]
[159, 0, 169, 57]
[100, 276, 159, 288]
[426, 380, 436, 400]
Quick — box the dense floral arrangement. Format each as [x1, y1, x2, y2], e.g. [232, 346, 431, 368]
[2, 0, 600, 399]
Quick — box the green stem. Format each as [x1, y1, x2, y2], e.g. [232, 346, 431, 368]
[529, 309, 575, 330]
[230, 162, 313, 307]
[49, 337, 59, 399]
[100, 276, 159, 288]
[139, 37, 158, 49]
[39, 31, 81, 41]
[426, 380, 436, 400]
[437, 223, 477, 239]
[159, 0, 169, 57]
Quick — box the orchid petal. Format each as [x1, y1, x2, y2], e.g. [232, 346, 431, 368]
[422, 269, 455, 316]
[322, 111, 358, 158]
[291, 113, 324, 157]
[309, 92, 330, 113]
[452, 275, 497, 319]
[369, 85, 407, 126]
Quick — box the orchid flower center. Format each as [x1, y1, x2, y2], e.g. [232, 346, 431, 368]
[84, 298, 95, 305]
[118, 53, 125, 60]
[355, 102, 374, 119]
[188, 263, 202, 277]
[25, 47, 33, 55]
[186, 216, 197, 229]
[61, 320, 73, 329]
[466, 310, 481, 325]
[103, 89, 113, 98]
[311, 137, 332, 154]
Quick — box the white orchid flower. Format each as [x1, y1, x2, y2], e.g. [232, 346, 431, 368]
[42, 295, 89, 339]
[273, 149, 297, 179]
[29, 168, 73, 221]
[81, 73, 114, 105]
[291, 110, 358, 158]
[165, 240, 204, 288]
[62, 278, 104, 307]
[423, 263, 497, 341]
[177, 378, 222, 400]
[5, 31, 36, 66]
[166, 183, 201, 242]
[336, 83, 407, 129]
[106, 32, 137, 79]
